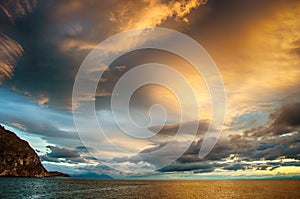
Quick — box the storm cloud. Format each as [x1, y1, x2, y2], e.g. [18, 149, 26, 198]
[41, 146, 89, 164]
[117, 103, 300, 173]
[271, 103, 300, 127]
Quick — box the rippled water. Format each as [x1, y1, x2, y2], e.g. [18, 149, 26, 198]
[0, 178, 299, 198]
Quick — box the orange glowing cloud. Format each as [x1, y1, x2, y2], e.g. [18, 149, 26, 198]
[109, 0, 207, 30]
[193, 1, 300, 123]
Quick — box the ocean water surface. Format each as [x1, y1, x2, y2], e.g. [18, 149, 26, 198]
[0, 178, 299, 198]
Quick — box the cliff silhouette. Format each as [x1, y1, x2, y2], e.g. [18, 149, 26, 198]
[0, 125, 69, 177]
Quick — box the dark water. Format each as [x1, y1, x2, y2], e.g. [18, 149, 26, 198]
[0, 178, 299, 199]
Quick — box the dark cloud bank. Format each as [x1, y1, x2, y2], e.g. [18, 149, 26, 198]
[40, 103, 300, 175]
[110, 103, 300, 174]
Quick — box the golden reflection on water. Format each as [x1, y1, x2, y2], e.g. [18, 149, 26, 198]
[140, 180, 299, 198]
[1, 178, 299, 198]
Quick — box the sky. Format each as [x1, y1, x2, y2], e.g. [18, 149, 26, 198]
[0, 0, 299, 179]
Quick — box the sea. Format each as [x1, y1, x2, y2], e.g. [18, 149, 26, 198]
[0, 178, 299, 198]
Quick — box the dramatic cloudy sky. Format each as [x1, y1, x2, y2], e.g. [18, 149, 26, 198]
[0, 0, 299, 179]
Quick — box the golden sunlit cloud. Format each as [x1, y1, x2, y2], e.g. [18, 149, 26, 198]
[110, 0, 207, 30]
[206, 1, 300, 124]
[38, 94, 49, 107]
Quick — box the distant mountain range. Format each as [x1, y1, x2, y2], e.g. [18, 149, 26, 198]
[71, 172, 113, 179]
[0, 125, 69, 177]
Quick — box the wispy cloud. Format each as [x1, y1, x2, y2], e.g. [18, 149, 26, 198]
[0, 0, 38, 23]
[7, 122, 27, 131]
[0, 0, 38, 84]
[0, 33, 23, 84]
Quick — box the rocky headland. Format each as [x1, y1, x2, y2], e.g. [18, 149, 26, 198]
[0, 125, 69, 177]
